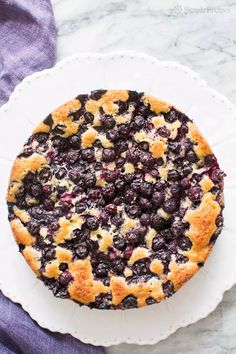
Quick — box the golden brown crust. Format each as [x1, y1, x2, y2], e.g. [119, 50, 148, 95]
[134, 131, 167, 159]
[85, 99, 100, 116]
[145, 228, 158, 249]
[44, 260, 60, 278]
[121, 218, 138, 233]
[151, 115, 181, 139]
[97, 230, 113, 252]
[12, 206, 30, 223]
[56, 247, 73, 263]
[151, 115, 166, 129]
[183, 244, 213, 264]
[85, 90, 129, 116]
[150, 259, 164, 275]
[128, 247, 149, 265]
[98, 134, 114, 148]
[167, 260, 199, 290]
[54, 215, 84, 244]
[102, 90, 128, 115]
[150, 140, 167, 158]
[200, 176, 215, 193]
[188, 122, 212, 158]
[124, 163, 135, 174]
[81, 127, 98, 148]
[22, 246, 41, 276]
[7, 154, 47, 203]
[185, 193, 221, 251]
[68, 259, 109, 304]
[10, 219, 35, 246]
[34, 122, 50, 134]
[142, 94, 170, 114]
[110, 276, 165, 307]
[51, 98, 81, 137]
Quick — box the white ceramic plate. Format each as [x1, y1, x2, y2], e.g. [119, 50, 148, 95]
[0, 51, 236, 347]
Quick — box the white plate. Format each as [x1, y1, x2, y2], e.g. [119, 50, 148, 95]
[0, 51, 236, 347]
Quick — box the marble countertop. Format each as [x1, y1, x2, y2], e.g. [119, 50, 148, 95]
[51, 1, 236, 353]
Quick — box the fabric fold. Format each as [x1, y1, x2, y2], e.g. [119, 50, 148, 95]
[0, 0, 56, 105]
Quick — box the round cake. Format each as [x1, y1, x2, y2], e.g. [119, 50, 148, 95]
[7, 90, 225, 310]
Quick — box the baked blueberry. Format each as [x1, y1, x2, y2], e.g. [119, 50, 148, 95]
[81, 148, 95, 161]
[188, 186, 202, 202]
[152, 236, 166, 251]
[140, 213, 151, 226]
[124, 189, 136, 203]
[167, 169, 180, 182]
[171, 220, 185, 237]
[114, 178, 125, 190]
[178, 236, 192, 251]
[151, 214, 166, 230]
[133, 115, 145, 130]
[140, 182, 153, 197]
[102, 186, 116, 199]
[163, 199, 178, 214]
[113, 237, 126, 250]
[126, 205, 141, 218]
[152, 191, 164, 207]
[116, 157, 125, 168]
[28, 221, 40, 236]
[84, 112, 94, 124]
[186, 150, 197, 163]
[164, 109, 177, 123]
[55, 167, 67, 179]
[158, 126, 170, 138]
[112, 259, 125, 274]
[127, 231, 139, 245]
[139, 141, 149, 151]
[75, 245, 89, 259]
[69, 135, 81, 147]
[103, 170, 118, 183]
[122, 295, 138, 309]
[139, 197, 153, 210]
[86, 216, 99, 230]
[127, 148, 140, 164]
[59, 271, 73, 286]
[111, 214, 124, 227]
[102, 148, 115, 162]
[170, 183, 180, 198]
[133, 259, 150, 275]
[84, 173, 96, 187]
[90, 90, 106, 100]
[140, 152, 155, 167]
[95, 262, 109, 277]
[30, 184, 42, 197]
[163, 281, 174, 297]
[102, 116, 116, 129]
[106, 129, 119, 142]
[119, 124, 130, 137]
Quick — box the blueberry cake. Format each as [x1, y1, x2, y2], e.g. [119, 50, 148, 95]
[6, 90, 225, 310]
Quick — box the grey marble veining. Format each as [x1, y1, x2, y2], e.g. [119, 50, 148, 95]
[51, 1, 236, 353]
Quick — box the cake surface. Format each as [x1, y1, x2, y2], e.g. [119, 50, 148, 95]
[7, 90, 225, 310]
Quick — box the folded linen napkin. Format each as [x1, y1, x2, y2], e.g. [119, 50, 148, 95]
[0, 0, 56, 105]
[0, 1, 105, 353]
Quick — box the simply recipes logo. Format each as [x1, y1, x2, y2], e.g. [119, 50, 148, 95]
[169, 4, 230, 16]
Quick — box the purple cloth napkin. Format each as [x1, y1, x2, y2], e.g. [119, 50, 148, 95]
[0, 1, 105, 353]
[0, 292, 104, 354]
[0, 0, 56, 105]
